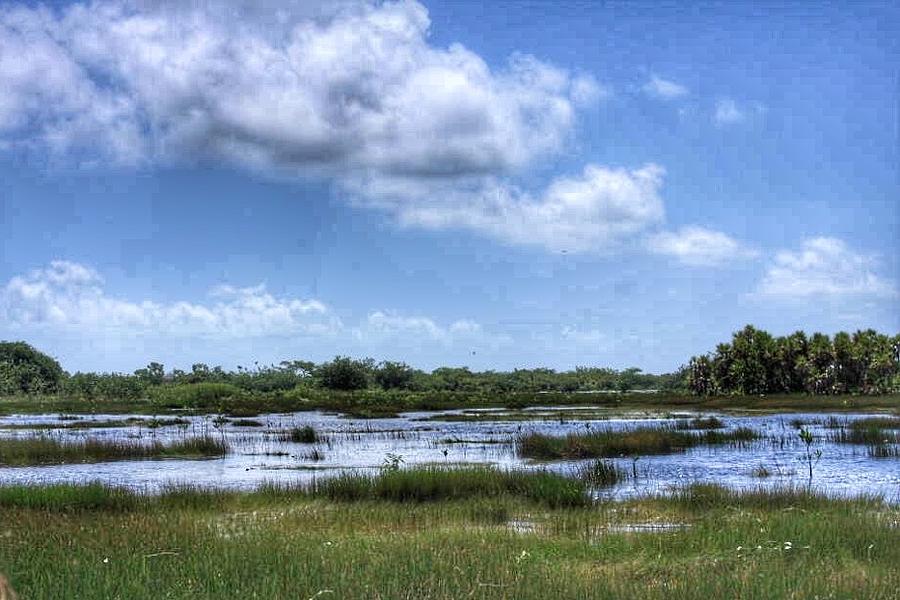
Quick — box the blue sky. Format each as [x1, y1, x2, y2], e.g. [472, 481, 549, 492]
[1, 0, 897, 374]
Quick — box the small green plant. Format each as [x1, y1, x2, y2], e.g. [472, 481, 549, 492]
[797, 427, 822, 484]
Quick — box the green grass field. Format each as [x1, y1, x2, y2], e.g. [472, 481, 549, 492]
[0, 469, 896, 599]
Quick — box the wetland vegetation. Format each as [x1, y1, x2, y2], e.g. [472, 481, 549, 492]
[0, 329, 897, 598]
[0, 435, 228, 466]
[0, 472, 897, 599]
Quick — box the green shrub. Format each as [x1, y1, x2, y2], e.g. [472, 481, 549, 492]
[0, 341, 65, 395]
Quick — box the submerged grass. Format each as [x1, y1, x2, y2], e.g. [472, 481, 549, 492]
[0, 435, 228, 466]
[518, 425, 759, 459]
[0, 477, 896, 599]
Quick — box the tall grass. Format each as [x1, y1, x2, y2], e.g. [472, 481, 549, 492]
[0, 480, 896, 599]
[0, 435, 227, 466]
[518, 425, 759, 459]
[577, 459, 626, 486]
[305, 466, 590, 508]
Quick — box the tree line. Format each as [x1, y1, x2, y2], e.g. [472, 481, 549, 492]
[687, 326, 900, 396]
[0, 342, 677, 399]
[2, 325, 898, 400]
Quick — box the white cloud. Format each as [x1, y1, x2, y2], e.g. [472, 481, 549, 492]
[360, 311, 485, 343]
[642, 75, 687, 99]
[364, 163, 666, 253]
[0, 0, 590, 179]
[647, 226, 758, 267]
[1, 261, 336, 337]
[713, 98, 744, 125]
[0, 1, 665, 254]
[755, 238, 896, 299]
[712, 97, 767, 126]
[0, 261, 504, 355]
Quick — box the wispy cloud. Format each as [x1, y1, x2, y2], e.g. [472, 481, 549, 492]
[0, 261, 505, 354]
[754, 238, 896, 300]
[642, 74, 688, 99]
[1, 261, 335, 338]
[713, 98, 745, 125]
[647, 226, 758, 267]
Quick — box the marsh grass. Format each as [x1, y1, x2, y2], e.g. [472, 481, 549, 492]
[518, 425, 759, 459]
[674, 416, 725, 430]
[280, 425, 318, 444]
[4, 391, 898, 419]
[867, 444, 900, 458]
[304, 466, 590, 508]
[0, 479, 896, 600]
[577, 459, 626, 486]
[230, 419, 264, 427]
[830, 419, 900, 446]
[0, 435, 228, 466]
[750, 465, 772, 478]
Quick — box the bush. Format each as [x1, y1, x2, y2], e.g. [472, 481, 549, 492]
[374, 361, 416, 390]
[0, 341, 65, 395]
[316, 356, 372, 391]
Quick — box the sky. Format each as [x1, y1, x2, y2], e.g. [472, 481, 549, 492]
[0, 0, 897, 374]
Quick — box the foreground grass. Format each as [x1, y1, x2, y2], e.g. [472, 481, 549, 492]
[0, 472, 896, 599]
[0, 435, 227, 466]
[518, 425, 759, 459]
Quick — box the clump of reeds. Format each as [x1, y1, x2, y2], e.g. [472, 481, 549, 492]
[577, 459, 626, 486]
[750, 465, 771, 478]
[282, 425, 319, 444]
[674, 416, 725, 430]
[306, 466, 589, 508]
[302, 449, 325, 461]
[231, 419, 264, 427]
[0, 435, 227, 466]
[145, 418, 191, 429]
[830, 419, 900, 446]
[517, 425, 759, 460]
[867, 444, 900, 458]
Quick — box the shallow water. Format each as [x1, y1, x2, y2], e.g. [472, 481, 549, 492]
[0, 408, 897, 501]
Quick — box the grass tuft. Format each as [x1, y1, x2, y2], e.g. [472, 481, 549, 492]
[281, 425, 318, 444]
[518, 425, 759, 459]
[0, 435, 227, 466]
[306, 466, 590, 508]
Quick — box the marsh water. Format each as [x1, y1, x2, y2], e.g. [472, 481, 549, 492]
[1, 407, 898, 501]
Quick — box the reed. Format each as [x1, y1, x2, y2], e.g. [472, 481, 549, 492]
[518, 425, 759, 459]
[0, 435, 227, 466]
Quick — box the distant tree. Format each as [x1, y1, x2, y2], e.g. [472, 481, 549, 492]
[317, 356, 372, 391]
[134, 362, 165, 385]
[688, 355, 715, 396]
[0, 341, 65, 395]
[374, 361, 415, 390]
